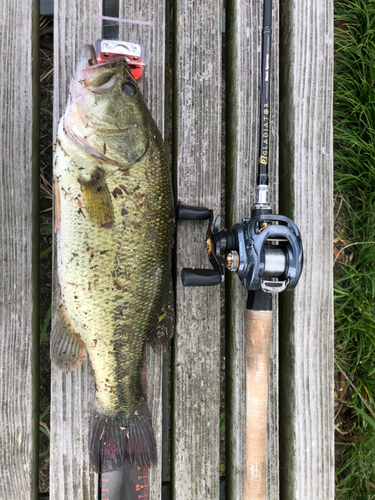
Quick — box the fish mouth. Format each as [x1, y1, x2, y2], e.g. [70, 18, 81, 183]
[63, 45, 146, 167]
[76, 44, 127, 75]
[72, 44, 127, 97]
[63, 46, 120, 165]
[76, 44, 98, 74]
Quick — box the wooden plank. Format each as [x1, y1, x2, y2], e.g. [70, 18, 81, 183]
[118, 1, 166, 132]
[50, 1, 102, 497]
[279, 0, 334, 498]
[225, 1, 280, 498]
[116, 5, 167, 497]
[0, 0, 40, 498]
[173, 1, 222, 499]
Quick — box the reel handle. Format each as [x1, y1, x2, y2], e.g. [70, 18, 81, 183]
[176, 204, 211, 221]
[181, 268, 221, 287]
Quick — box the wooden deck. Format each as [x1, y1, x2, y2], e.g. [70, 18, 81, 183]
[0, 0, 334, 498]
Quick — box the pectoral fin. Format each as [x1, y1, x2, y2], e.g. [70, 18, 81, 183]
[51, 300, 86, 371]
[79, 169, 115, 228]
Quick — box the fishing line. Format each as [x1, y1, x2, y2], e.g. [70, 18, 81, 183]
[92, 15, 153, 27]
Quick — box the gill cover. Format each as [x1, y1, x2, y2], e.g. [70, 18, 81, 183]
[64, 45, 149, 167]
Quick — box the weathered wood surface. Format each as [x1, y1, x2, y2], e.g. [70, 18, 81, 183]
[51, 0, 166, 498]
[225, 1, 280, 498]
[279, 0, 334, 498]
[0, 0, 40, 498]
[118, 0, 166, 134]
[0, 0, 334, 494]
[173, 1, 222, 499]
[45, 0, 334, 498]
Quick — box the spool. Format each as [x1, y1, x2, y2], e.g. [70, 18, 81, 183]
[263, 246, 286, 277]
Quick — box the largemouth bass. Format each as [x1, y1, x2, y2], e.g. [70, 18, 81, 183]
[51, 45, 174, 473]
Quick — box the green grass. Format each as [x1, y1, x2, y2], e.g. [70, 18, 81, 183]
[40, 303, 51, 346]
[39, 404, 50, 458]
[334, 0, 375, 497]
[219, 412, 225, 475]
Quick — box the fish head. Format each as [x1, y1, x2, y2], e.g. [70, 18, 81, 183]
[64, 44, 151, 167]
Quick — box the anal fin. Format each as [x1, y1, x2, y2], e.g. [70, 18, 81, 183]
[51, 300, 86, 371]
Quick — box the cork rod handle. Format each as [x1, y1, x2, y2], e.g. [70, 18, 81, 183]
[243, 309, 273, 500]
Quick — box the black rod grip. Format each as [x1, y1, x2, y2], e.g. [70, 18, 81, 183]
[181, 268, 221, 287]
[176, 205, 211, 221]
[247, 289, 272, 311]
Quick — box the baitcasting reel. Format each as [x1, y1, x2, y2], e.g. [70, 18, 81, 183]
[177, 203, 303, 293]
[177, 0, 303, 295]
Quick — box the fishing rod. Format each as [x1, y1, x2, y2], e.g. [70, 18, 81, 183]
[177, 0, 303, 497]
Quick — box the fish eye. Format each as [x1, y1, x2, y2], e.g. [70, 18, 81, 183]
[122, 83, 136, 96]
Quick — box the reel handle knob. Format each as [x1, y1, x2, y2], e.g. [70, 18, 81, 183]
[176, 204, 211, 221]
[181, 268, 222, 287]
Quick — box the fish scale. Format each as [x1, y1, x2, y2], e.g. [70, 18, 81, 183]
[52, 45, 174, 473]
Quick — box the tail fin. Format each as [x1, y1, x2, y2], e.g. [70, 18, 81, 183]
[89, 397, 157, 473]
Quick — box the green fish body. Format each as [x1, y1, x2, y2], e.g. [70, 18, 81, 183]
[52, 45, 174, 472]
